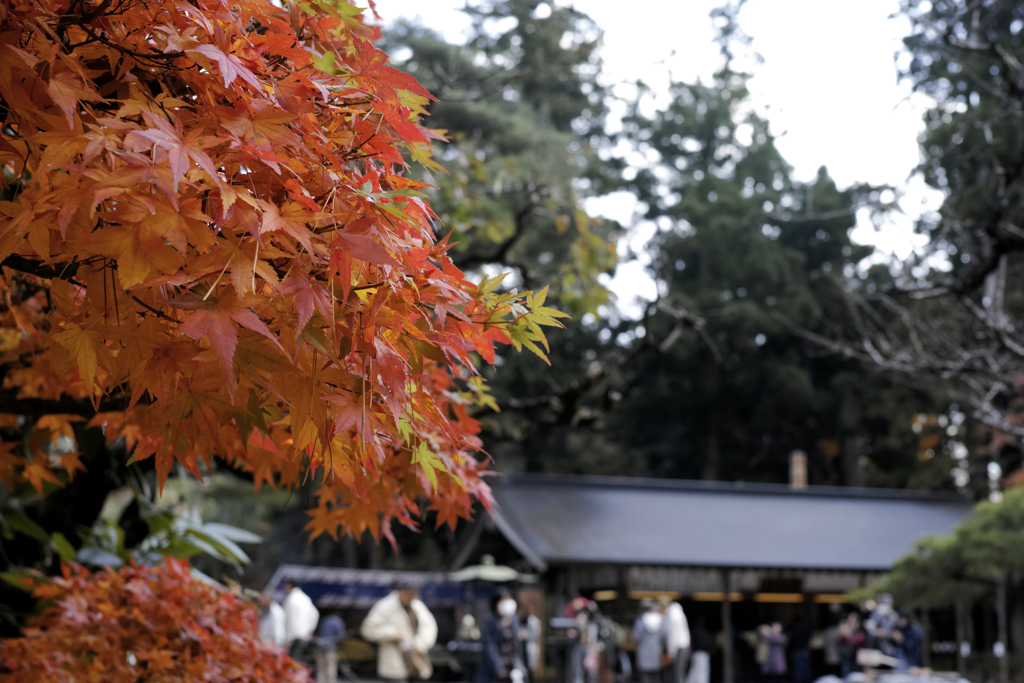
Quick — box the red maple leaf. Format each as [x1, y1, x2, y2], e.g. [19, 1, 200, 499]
[188, 44, 263, 91]
[348, 39, 436, 106]
[179, 294, 284, 377]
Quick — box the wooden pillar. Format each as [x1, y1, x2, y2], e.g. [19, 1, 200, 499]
[554, 567, 567, 617]
[721, 568, 734, 683]
[998, 574, 1009, 683]
[342, 534, 358, 568]
[956, 598, 968, 677]
[617, 565, 629, 622]
[568, 564, 579, 599]
[921, 607, 932, 669]
[368, 532, 382, 569]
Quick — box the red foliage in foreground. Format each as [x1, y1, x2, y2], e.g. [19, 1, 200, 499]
[0, 559, 306, 682]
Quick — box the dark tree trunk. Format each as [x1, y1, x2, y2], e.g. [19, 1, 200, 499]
[702, 429, 720, 481]
[956, 598, 968, 677]
[998, 574, 1009, 683]
[839, 392, 863, 486]
[702, 356, 721, 481]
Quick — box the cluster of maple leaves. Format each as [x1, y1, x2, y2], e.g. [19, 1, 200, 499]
[0, 558, 308, 681]
[0, 0, 565, 543]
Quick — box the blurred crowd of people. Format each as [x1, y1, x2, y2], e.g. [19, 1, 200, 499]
[256, 580, 544, 683]
[752, 595, 924, 683]
[556, 592, 925, 683]
[470, 588, 546, 683]
[258, 579, 357, 683]
[257, 579, 439, 683]
[630, 597, 713, 683]
[255, 582, 924, 683]
[554, 596, 712, 683]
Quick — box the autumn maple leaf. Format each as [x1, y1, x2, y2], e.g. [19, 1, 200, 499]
[0, 0, 566, 545]
[187, 44, 263, 91]
[348, 39, 436, 106]
[280, 274, 332, 337]
[57, 451, 86, 482]
[46, 70, 103, 126]
[23, 459, 61, 497]
[178, 292, 284, 378]
[124, 112, 221, 192]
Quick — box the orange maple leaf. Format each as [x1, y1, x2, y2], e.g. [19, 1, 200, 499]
[23, 459, 62, 498]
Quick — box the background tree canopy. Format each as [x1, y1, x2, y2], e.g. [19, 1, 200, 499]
[381, 0, 964, 494]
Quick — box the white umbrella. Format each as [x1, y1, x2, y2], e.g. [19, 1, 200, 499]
[448, 554, 539, 583]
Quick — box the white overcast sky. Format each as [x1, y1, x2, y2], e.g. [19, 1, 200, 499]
[372, 0, 943, 312]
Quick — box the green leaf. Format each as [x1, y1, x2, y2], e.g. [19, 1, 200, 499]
[303, 0, 364, 20]
[476, 273, 507, 296]
[0, 568, 47, 592]
[160, 536, 207, 560]
[190, 527, 251, 564]
[313, 51, 340, 75]
[411, 441, 445, 489]
[50, 532, 76, 562]
[200, 522, 262, 545]
[534, 305, 571, 320]
[521, 337, 550, 365]
[146, 511, 176, 535]
[2, 508, 48, 542]
[529, 285, 549, 309]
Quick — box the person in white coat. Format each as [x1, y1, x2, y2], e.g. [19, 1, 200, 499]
[360, 581, 438, 680]
[632, 600, 666, 683]
[283, 580, 321, 658]
[517, 602, 542, 678]
[259, 592, 286, 647]
[660, 598, 690, 683]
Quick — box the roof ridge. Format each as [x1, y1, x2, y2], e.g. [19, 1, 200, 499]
[489, 472, 972, 503]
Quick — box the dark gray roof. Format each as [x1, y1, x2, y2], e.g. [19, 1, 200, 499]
[489, 474, 973, 572]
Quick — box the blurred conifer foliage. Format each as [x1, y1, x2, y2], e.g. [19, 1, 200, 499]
[383, 0, 617, 316]
[604, 48, 948, 487]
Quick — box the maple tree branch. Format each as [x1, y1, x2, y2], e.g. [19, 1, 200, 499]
[765, 206, 859, 222]
[477, 297, 713, 436]
[129, 295, 176, 322]
[80, 26, 186, 62]
[55, 0, 113, 32]
[453, 202, 533, 271]
[1, 255, 83, 283]
[0, 392, 131, 418]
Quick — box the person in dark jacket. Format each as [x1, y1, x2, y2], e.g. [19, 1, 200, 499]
[315, 610, 345, 683]
[788, 614, 812, 683]
[895, 616, 923, 669]
[838, 613, 865, 677]
[685, 620, 713, 683]
[477, 589, 522, 683]
[760, 623, 787, 683]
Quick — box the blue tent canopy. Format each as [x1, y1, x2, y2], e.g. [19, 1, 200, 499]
[265, 565, 486, 608]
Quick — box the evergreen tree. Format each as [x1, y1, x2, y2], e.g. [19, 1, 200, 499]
[600, 63, 945, 486]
